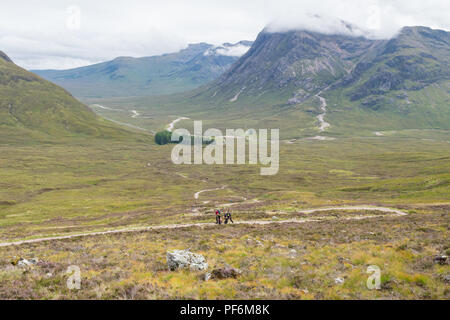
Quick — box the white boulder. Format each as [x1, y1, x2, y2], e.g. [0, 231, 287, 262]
[167, 250, 208, 271]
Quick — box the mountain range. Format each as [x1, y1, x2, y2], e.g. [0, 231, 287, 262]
[201, 26, 449, 103]
[33, 41, 253, 99]
[138, 25, 448, 137]
[2, 25, 449, 140]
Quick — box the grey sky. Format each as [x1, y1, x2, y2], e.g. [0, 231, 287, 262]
[1, 0, 449, 70]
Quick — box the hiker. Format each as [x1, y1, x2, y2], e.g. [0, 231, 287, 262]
[224, 211, 234, 224]
[215, 210, 222, 225]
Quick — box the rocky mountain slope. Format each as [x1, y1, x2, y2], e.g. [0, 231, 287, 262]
[338, 26, 449, 109]
[208, 27, 379, 101]
[33, 41, 252, 99]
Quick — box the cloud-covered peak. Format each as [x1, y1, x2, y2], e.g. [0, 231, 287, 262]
[265, 14, 384, 39]
[204, 41, 252, 57]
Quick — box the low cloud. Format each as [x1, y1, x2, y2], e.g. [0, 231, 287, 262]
[204, 43, 252, 57]
[266, 14, 372, 38]
[1, 0, 448, 70]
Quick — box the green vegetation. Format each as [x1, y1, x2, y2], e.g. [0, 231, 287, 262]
[155, 130, 173, 145]
[0, 26, 448, 300]
[0, 205, 448, 299]
[0, 100, 448, 300]
[0, 52, 141, 142]
[0, 133, 448, 242]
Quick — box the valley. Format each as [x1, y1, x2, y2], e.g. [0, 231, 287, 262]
[0, 23, 448, 300]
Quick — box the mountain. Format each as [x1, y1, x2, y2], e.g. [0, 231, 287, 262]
[0, 51, 135, 142]
[33, 41, 252, 99]
[205, 27, 379, 101]
[157, 26, 448, 136]
[338, 26, 450, 107]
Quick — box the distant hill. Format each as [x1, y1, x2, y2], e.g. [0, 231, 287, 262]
[0, 51, 138, 142]
[33, 41, 253, 99]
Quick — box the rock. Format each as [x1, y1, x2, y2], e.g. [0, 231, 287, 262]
[433, 255, 448, 265]
[443, 274, 450, 283]
[166, 250, 208, 271]
[272, 216, 279, 221]
[209, 267, 241, 280]
[334, 277, 345, 285]
[12, 258, 38, 267]
[289, 249, 298, 258]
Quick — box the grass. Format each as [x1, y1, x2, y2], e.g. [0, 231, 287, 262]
[0, 54, 139, 141]
[0, 133, 448, 241]
[0, 88, 448, 299]
[0, 205, 447, 299]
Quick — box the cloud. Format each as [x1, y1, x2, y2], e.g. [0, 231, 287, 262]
[204, 43, 252, 57]
[263, 0, 450, 39]
[216, 44, 251, 57]
[265, 14, 372, 38]
[0, 0, 448, 69]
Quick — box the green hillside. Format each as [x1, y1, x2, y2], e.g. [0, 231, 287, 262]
[0, 51, 144, 143]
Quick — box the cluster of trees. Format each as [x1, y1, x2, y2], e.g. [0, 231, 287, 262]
[154, 130, 173, 145]
[154, 130, 214, 146]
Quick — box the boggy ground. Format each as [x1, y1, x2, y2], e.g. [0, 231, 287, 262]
[0, 133, 449, 243]
[0, 204, 448, 299]
[0, 127, 448, 299]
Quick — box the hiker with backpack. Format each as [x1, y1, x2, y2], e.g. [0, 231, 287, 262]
[215, 209, 222, 225]
[224, 211, 234, 224]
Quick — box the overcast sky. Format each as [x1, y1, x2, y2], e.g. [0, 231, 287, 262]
[1, 0, 449, 70]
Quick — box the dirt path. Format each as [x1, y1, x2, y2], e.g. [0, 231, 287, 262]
[131, 110, 140, 118]
[91, 104, 124, 112]
[167, 117, 190, 132]
[194, 186, 226, 200]
[315, 94, 330, 132]
[0, 206, 407, 248]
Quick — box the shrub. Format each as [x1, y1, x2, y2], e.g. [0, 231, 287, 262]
[154, 130, 172, 145]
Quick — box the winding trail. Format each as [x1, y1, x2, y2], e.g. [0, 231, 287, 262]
[131, 110, 140, 118]
[315, 93, 330, 132]
[167, 117, 190, 132]
[194, 186, 227, 200]
[91, 104, 123, 112]
[0, 205, 407, 248]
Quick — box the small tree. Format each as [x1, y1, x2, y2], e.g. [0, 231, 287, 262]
[155, 130, 172, 145]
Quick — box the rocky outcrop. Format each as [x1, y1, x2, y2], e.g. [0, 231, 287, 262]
[11, 257, 39, 267]
[166, 250, 208, 271]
